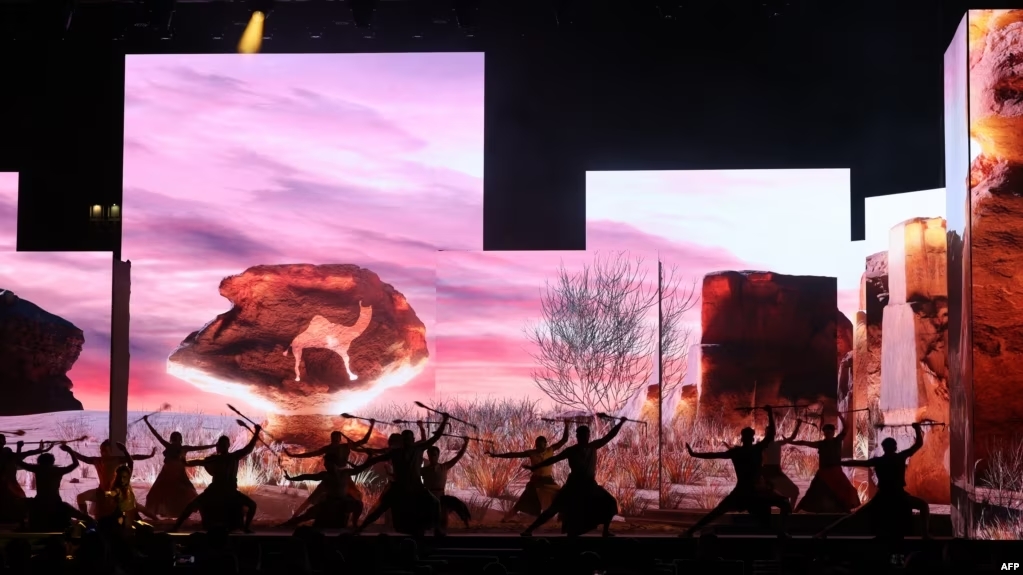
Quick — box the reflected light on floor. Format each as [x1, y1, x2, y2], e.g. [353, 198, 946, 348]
[238, 11, 266, 54]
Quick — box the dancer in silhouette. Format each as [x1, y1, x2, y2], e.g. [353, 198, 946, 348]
[679, 406, 791, 538]
[141, 415, 217, 518]
[102, 463, 161, 534]
[791, 415, 861, 513]
[816, 422, 929, 538]
[487, 420, 570, 521]
[520, 417, 626, 538]
[278, 455, 377, 529]
[760, 419, 801, 508]
[0, 438, 54, 522]
[284, 420, 376, 523]
[422, 437, 471, 529]
[65, 440, 156, 520]
[171, 424, 263, 533]
[17, 445, 93, 531]
[354, 414, 450, 536]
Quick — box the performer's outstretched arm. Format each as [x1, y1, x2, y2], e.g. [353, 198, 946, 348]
[184, 442, 218, 453]
[840, 457, 877, 468]
[120, 442, 157, 463]
[757, 406, 776, 447]
[143, 416, 172, 448]
[486, 449, 532, 459]
[417, 420, 428, 442]
[232, 426, 262, 459]
[352, 420, 376, 446]
[788, 420, 821, 448]
[685, 443, 731, 460]
[526, 448, 571, 471]
[285, 471, 328, 483]
[835, 414, 849, 440]
[183, 457, 208, 468]
[15, 441, 53, 459]
[284, 445, 328, 459]
[57, 448, 80, 475]
[900, 423, 924, 457]
[62, 446, 99, 465]
[413, 414, 451, 449]
[549, 421, 571, 451]
[442, 438, 470, 470]
[591, 417, 627, 450]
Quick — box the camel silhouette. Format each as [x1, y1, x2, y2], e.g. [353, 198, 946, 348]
[284, 302, 373, 382]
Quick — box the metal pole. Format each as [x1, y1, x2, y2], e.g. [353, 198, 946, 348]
[657, 259, 664, 509]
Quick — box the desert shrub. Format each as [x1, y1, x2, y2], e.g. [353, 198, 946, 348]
[662, 450, 706, 485]
[690, 484, 728, 510]
[462, 450, 523, 498]
[466, 494, 492, 522]
[607, 471, 650, 517]
[659, 482, 687, 510]
[978, 437, 1023, 504]
[976, 512, 1023, 540]
[56, 415, 91, 444]
[783, 448, 818, 481]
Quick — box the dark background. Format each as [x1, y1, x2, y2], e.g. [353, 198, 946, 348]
[0, 0, 991, 256]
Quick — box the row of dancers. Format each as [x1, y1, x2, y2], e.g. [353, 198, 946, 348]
[0, 404, 935, 538]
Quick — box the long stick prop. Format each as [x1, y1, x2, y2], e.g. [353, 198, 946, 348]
[876, 421, 947, 429]
[414, 401, 478, 430]
[227, 404, 279, 441]
[734, 404, 810, 411]
[235, 420, 283, 465]
[130, 403, 172, 425]
[596, 413, 647, 426]
[440, 433, 494, 445]
[341, 412, 395, 426]
[393, 419, 446, 427]
[541, 416, 592, 424]
[0, 430, 28, 436]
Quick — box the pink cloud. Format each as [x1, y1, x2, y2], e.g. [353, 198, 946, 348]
[122, 54, 483, 413]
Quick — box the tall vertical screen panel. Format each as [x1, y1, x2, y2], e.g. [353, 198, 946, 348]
[958, 10, 1023, 540]
[122, 53, 484, 524]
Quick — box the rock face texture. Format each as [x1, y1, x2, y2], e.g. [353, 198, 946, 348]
[168, 264, 429, 416]
[265, 413, 389, 451]
[632, 383, 698, 424]
[0, 290, 85, 415]
[967, 10, 1023, 478]
[854, 252, 889, 420]
[877, 217, 950, 503]
[696, 271, 851, 430]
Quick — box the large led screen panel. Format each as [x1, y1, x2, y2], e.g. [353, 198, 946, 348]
[0, 173, 114, 512]
[122, 53, 483, 525]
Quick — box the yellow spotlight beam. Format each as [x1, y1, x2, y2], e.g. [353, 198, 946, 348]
[238, 11, 266, 54]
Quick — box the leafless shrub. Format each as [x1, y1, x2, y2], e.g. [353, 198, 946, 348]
[466, 494, 493, 522]
[690, 485, 729, 510]
[783, 448, 819, 481]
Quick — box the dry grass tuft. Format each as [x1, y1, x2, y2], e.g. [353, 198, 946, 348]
[783, 448, 818, 481]
[466, 494, 493, 522]
[690, 484, 729, 510]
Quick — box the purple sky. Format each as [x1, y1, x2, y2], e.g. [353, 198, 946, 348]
[0, 173, 112, 411]
[122, 53, 484, 413]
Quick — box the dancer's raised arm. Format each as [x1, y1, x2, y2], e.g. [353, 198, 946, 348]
[788, 420, 820, 448]
[56, 445, 79, 475]
[142, 416, 171, 448]
[15, 441, 53, 459]
[486, 448, 532, 459]
[685, 443, 731, 460]
[757, 405, 776, 448]
[284, 445, 329, 459]
[119, 442, 157, 462]
[413, 414, 450, 448]
[525, 447, 572, 471]
[591, 417, 627, 450]
[352, 419, 376, 446]
[550, 421, 571, 451]
[835, 414, 849, 440]
[232, 425, 262, 459]
[61, 446, 99, 465]
[442, 438, 470, 470]
[900, 423, 924, 457]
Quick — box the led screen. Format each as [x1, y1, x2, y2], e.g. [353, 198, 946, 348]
[122, 53, 483, 525]
[0, 173, 113, 510]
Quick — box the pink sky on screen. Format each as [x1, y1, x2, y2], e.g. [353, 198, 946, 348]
[436, 250, 658, 405]
[0, 173, 16, 251]
[122, 53, 484, 412]
[585, 170, 860, 340]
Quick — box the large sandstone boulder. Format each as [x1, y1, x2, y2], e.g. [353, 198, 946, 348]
[0, 290, 85, 415]
[878, 217, 949, 503]
[168, 264, 429, 418]
[853, 251, 888, 419]
[696, 271, 851, 430]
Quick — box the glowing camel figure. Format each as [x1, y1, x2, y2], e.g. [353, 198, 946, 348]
[284, 302, 373, 382]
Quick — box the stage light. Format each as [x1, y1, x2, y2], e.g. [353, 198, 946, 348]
[89, 205, 104, 222]
[238, 11, 267, 53]
[107, 204, 121, 222]
[350, 0, 378, 29]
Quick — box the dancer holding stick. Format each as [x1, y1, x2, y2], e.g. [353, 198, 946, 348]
[422, 436, 472, 529]
[140, 415, 218, 518]
[171, 420, 263, 533]
[679, 406, 791, 538]
[520, 417, 626, 538]
[17, 445, 93, 531]
[487, 420, 571, 522]
[0, 438, 55, 523]
[279, 456, 377, 529]
[416, 401, 478, 430]
[791, 414, 861, 513]
[283, 418, 377, 524]
[816, 422, 930, 539]
[65, 440, 156, 519]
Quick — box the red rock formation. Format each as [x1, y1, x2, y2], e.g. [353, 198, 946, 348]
[0, 290, 85, 415]
[697, 271, 850, 430]
[265, 414, 390, 451]
[878, 217, 949, 503]
[967, 10, 1023, 478]
[635, 383, 698, 423]
[168, 264, 429, 417]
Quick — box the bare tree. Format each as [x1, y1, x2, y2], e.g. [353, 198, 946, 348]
[526, 252, 657, 416]
[658, 264, 699, 398]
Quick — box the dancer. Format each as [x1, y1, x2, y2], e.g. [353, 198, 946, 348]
[102, 463, 161, 534]
[278, 456, 376, 529]
[171, 424, 263, 533]
[679, 406, 791, 538]
[17, 445, 93, 531]
[0, 438, 54, 522]
[760, 419, 801, 508]
[422, 436, 471, 529]
[520, 417, 627, 538]
[487, 420, 571, 521]
[283, 419, 376, 521]
[141, 415, 217, 518]
[816, 422, 929, 538]
[65, 440, 156, 519]
[790, 415, 861, 513]
[354, 414, 450, 536]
